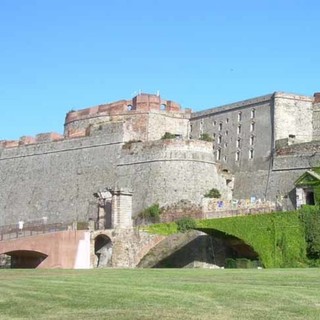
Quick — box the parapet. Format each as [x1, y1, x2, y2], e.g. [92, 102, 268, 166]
[64, 93, 190, 126]
[0, 132, 64, 149]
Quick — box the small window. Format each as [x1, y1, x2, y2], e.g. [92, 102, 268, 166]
[224, 142, 228, 148]
[250, 135, 255, 145]
[218, 135, 222, 144]
[216, 149, 221, 161]
[127, 104, 133, 111]
[237, 125, 241, 134]
[213, 133, 216, 138]
[226, 118, 229, 123]
[200, 120, 204, 134]
[219, 122, 222, 131]
[249, 149, 254, 159]
[250, 122, 255, 132]
[223, 155, 227, 162]
[160, 104, 166, 111]
[235, 151, 240, 161]
[236, 138, 241, 148]
[238, 112, 242, 122]
[251, 108, 255, 119]
[213, 120, 216, 126]
[225, 130, 228, 136]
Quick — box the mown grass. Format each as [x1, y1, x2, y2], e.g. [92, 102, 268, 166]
[0, 268, 319, 319]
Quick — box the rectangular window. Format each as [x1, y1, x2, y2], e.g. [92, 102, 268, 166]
[250, 122, 255, 132]
[251, 109, 255, 119]
[235, 151, 240, 161]
[249, 149, 254, 159]
[237, 125, 241, 134]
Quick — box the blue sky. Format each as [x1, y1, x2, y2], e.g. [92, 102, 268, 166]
[1, 0, 319, 140]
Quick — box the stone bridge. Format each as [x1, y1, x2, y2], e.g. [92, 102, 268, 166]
[0, 227, 165, 269]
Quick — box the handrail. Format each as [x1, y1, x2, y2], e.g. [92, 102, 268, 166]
[0, 221, 73, 241]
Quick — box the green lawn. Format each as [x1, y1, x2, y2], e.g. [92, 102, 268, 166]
[0, 268, 319, 320]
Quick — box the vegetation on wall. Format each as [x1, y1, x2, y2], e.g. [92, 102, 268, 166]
[199, 133, 214, 142]
[146, 210, 311, 268]
[137, 203, 162, 223]
[204, 188, 221, 198]
[161, 132, 177, 140]
[197, 211, 307, 268]
[299, 205, 320, 260]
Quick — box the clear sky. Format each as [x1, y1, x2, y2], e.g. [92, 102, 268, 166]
[1, 0, 319, 140]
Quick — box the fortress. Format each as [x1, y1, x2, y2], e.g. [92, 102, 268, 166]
[1, 91, 320, 228]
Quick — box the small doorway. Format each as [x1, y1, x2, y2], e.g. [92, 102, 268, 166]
[305, 190, 315, 205]
[94, 235, 112, 268]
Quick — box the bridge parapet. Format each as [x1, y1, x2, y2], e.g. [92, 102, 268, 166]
[0, 221, 74, 241]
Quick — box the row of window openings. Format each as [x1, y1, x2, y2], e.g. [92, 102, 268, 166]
[216, 149, 254, 161]
[215, 135, 255, 146]
[203, 122, 255, 137]
[210, 109, 256, 128]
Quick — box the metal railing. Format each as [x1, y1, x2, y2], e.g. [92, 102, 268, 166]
[0, 221, 72, 241]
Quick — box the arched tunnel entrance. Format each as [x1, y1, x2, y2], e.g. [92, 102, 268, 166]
[4, 250, 48, 269]
[94, 234, 113, 268]
[138, 229, 260, 268]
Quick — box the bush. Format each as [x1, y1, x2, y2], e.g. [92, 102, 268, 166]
[138, 203, 161, 223]
[199, 133, 213, 142]
[204, 188, 221, 198]
[176, 217, 197, 233]
[161, 132, 176, 140]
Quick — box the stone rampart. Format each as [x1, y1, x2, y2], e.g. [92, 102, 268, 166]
[117, 139, 231, 215]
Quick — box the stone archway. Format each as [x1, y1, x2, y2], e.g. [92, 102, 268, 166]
[5, 250, 48, 268]
[94, 234, 112, 268]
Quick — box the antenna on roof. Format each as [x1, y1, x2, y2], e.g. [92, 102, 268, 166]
[156, 90, 160, 96]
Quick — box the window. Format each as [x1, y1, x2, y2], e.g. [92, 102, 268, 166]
[251, 108, 255, 119]
[249, 149, 254, 159]
[238, 112, 242, 122]
[226, 118, 229, 123]
[219, 122, 222, 131]
[218, 135, 222, 144]
[250, 135, 255, 145]
[225, 130, 228, 135]
[200, 120, 204, 134]
[224, 142, 228, 148]
[250, 122, 255, 132]
[237, 125, 241, 134]
[216, 149, 221, 161]
[223, 155, 227, 162]
[127, 104, 133, 111]
[235, 151, 240, 161]
[213, 120, 216, 126]
[236, 138, 241, 148]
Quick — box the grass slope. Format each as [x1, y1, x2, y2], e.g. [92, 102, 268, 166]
[0, 269, 319, 320]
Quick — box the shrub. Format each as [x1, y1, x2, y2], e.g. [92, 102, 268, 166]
[199, 133, 213, 142]
[204, 188, 221, 198]
[176, 217, 197, 233]
[123, 140, 142, 149]
[138, 203, 161, 223]
[161, 132, 176, 140]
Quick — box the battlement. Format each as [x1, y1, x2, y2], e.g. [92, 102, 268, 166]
[65, 93, 190, 126]
[0, 132, 64, 149]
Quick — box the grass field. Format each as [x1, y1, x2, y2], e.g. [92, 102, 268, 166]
[0, 268, 319, 320]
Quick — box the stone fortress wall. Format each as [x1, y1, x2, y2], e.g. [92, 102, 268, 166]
[0, 94, 227, 226]
[190, 91, 318, 208]
[1, 90, 320, 227]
